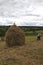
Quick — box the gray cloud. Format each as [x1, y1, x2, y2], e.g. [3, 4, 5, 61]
[0, 0, 43, 17]
[0, 0, 31, 17]
[0, 0, 43, 26]
[0, 0, 42, 17]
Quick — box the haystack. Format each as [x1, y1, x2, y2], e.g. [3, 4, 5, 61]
[5, 24, 25, 47]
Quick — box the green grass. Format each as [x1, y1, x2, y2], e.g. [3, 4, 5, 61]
[25, 36, 36, 41]
[0, 36, 43, 65]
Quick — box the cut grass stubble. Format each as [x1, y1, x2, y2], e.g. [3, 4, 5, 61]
[0, 36, 43, 65]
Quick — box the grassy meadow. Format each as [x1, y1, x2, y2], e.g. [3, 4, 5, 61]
[0, 36, 43, 65]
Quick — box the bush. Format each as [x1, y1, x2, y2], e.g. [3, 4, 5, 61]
[25, 31, 37, 36]
[5, 24, 25, 47]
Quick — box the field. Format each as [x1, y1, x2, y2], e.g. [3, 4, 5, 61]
[0, 36, 43, 65]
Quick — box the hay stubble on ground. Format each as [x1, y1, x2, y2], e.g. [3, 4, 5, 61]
[0, 36, 43, 65]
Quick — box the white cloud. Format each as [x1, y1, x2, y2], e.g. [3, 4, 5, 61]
[0, 16, 42, 26]
[0, 0, 43, 26]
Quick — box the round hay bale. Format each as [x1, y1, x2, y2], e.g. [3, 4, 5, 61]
[5, 24, 25, 47]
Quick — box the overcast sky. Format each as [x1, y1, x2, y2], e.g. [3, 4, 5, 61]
[0, 0, 43, 26]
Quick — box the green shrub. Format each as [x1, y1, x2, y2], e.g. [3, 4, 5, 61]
[25, 31, 37, 36]
[5, 24, 25, 47]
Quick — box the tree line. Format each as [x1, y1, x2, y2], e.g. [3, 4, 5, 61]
[0, 26, 43, 37]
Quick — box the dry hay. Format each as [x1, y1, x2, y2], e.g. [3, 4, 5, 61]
[5, 24, 25, 47]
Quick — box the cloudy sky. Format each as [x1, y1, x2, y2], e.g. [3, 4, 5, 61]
[0, 0, 43, 26]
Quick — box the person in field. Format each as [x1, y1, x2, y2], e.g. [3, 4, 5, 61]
[37, 33, 41, 40]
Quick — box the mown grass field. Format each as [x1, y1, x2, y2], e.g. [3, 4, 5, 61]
[0, 36, 43, 65]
